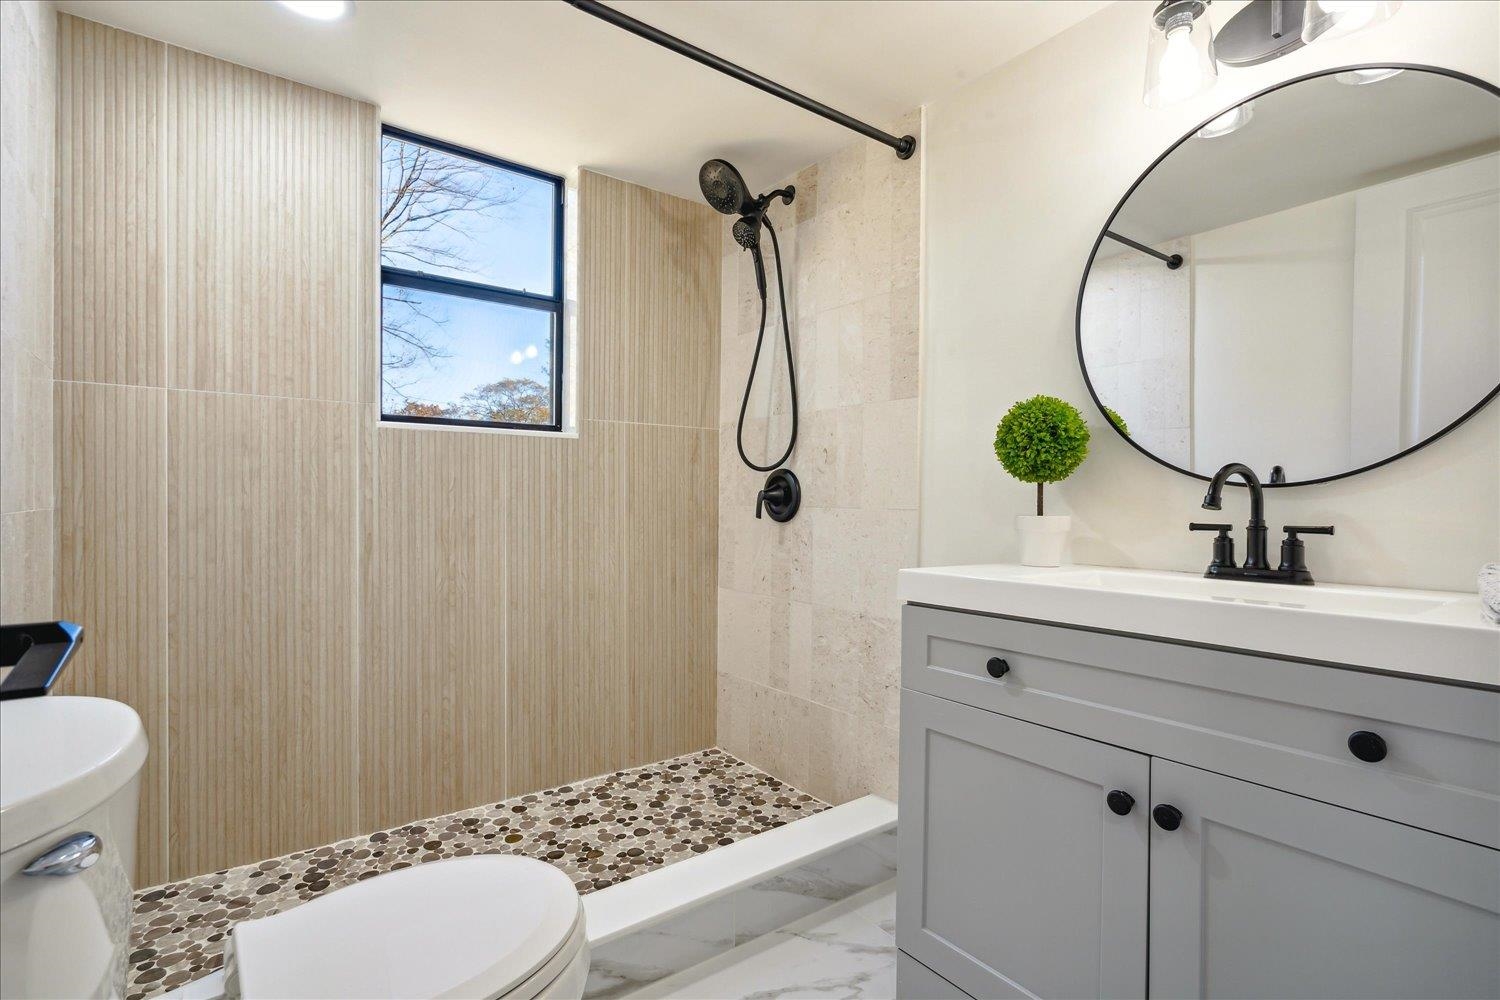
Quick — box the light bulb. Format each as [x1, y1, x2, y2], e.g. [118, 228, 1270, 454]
[1158, 18, 1204, 105]
[1143, 1, 1217, 109]
[278, 1, 350, 21]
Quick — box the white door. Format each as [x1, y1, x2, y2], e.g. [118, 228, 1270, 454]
[1149, 758, 1500, 999]
[898, 690, 1149, 999]
[1349, 151, 1500, 463]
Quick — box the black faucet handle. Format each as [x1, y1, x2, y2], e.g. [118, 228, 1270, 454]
[1189, 523, 1235, 572]
[1278, 526, 1332, 584]
[1283, 525, 1334, 538]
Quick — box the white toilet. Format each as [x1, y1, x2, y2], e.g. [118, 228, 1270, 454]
[224, 855, 590, 1000]
[0, 697, 588, 1000]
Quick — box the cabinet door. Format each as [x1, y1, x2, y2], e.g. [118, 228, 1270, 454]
[899, 690, 1149, 999]
[1149, 759, 1500, 999]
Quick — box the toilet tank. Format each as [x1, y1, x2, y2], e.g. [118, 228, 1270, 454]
[1, 697, 148, 1000]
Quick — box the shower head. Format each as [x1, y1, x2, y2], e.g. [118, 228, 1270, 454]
[731, 216, 759, 250]
[699, 159, 753, 216]
[732, 216, 766, 298]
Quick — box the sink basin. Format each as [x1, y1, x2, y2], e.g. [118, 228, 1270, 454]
[1041, 568, 1454, 618]
[897, 564, 1498, 688]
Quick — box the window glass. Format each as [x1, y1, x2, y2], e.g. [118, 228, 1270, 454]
[381, 284, 555, 424]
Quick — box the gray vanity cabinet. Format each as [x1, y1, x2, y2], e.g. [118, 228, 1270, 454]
[898, 604, 1500, 1000]
[898, 690, 1149, 1000]
[1149, 759, 1500, 1000]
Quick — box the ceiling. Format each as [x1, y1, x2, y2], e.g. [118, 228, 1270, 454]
[55, 0, 1111, 201]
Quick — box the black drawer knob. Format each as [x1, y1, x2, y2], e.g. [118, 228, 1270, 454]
[1106, 790, 1135, 816]
[1347, 730, 1387, 763]
[986, 656, 1010, 678]
[1152, 804, 1183, 831]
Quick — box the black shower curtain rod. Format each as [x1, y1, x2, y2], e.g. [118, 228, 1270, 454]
[1105, 230, 1184, 269]
[566, 0, 917, 160]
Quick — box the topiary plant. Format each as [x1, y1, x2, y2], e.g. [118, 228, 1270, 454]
[993, 395, 1091, 516]
[1103, 406, 1131, 437]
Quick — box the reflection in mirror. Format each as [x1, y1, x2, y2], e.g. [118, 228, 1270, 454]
[1079, 67, 1500, 484]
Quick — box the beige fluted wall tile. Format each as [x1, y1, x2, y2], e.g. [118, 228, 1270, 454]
[167, 391, 360, 877]
[624, 423, 716, 762]
[502, 428, 627, 792]
[54, 381, 169, 886]
[165, 47, 376, 402]
[358, 426, 508, 832]
[55, 15, 163, 387]
[580, 171, 720, 429]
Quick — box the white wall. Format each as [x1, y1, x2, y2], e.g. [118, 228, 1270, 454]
[1192, 192, 1355, 481]
[922, 0, 1500, 592]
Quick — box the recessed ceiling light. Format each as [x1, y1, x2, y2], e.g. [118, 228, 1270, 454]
[1196, 102, 1254, 139]
[1334, 67, 1405, 86]
[277, 0, 350, 21]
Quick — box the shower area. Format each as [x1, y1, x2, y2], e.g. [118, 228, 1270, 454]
[8, 8, 921, 999]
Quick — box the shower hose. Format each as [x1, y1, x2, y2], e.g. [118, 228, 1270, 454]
[736, 218, 799, 473]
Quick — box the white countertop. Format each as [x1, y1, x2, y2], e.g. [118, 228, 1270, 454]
[898, 564, 1500, 689]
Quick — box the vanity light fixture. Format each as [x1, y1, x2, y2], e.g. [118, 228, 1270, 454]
[1144, 0, 1219, 109]
[1302, 1, 1401, 44]
[277, 0, 350, 21]
[1152, 1, 1404, 104]
[1196, 101, 1254, 138]
[1334, 67, 1405, 85]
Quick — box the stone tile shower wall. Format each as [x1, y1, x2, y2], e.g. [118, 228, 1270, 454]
[0, 0, 56, 624]
[716, 112, 921, 803]
[1078, 237, 1192, 469]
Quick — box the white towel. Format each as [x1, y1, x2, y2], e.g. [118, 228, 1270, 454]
[1480, 564, 1500, 625]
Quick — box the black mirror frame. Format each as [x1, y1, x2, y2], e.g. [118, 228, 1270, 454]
[1075, 63, 1500, 488]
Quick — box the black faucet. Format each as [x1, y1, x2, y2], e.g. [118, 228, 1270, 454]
[1191, 462, 1333, 585]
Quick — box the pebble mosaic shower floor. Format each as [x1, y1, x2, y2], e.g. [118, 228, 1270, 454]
[125, 748, 827, 1000]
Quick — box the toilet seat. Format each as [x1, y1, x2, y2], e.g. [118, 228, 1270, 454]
[226, 855, 586, 1000]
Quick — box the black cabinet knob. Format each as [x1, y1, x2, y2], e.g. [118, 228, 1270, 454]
[1106, 790, 1135, 816]
[1152, 804, 1183, 831]
[986, 656, 1010, 678]
[1347, 730, 1387, 763]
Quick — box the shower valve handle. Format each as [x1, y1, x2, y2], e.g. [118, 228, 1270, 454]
[755, 470, 801, 524]
[755, 483, 784, 520]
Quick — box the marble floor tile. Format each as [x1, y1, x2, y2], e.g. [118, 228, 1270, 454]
[648, 881, 898, 1000]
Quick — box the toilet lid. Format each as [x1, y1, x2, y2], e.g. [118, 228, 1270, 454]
[230, 855, 583, 1000]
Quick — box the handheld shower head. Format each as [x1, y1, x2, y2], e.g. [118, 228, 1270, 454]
[732, 216, 766, 297]
[699, 159, 753, 216]
[731, 216, 759, 249]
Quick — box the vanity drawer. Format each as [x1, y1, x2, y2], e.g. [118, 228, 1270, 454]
[902, 604, 1500, 848]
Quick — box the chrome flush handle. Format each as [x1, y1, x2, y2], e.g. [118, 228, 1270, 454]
[22, 832, 102, 877]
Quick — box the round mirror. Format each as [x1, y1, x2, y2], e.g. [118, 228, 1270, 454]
[1078, 65, 1500, 486]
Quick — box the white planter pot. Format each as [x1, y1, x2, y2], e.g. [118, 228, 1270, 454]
[1016, 514, 1071, 567]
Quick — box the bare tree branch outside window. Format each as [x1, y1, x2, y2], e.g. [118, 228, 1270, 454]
[379, 136, 555, 425]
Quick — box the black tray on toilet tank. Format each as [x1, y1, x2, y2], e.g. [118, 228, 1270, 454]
[0, 621, 83, 700]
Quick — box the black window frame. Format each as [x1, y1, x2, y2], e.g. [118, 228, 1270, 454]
[379, 125, 567, 433]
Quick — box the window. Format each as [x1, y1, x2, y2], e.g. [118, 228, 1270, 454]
[380, 126, 565, 430]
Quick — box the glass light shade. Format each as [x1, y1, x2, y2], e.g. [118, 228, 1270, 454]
[1301, 1, 1400, 43]
[1144, 6, 1219, 109]
[1196, 101, 1254, 139]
